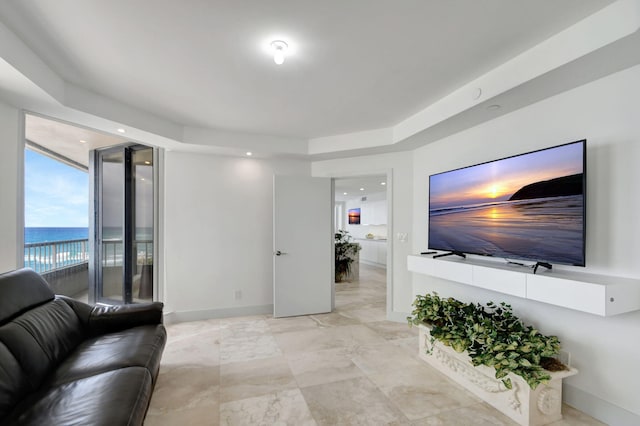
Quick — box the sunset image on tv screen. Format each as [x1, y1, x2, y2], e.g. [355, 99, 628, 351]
[428, 141, 585, 266]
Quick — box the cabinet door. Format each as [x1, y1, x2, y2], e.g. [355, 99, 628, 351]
[376, 242, 387, 265]
[360, 240, 376, 262]
[360, 203, 373, 225]
[369, 201, 379, 225]
[375, 200, 387, 225]
[362, 200, 387, 225]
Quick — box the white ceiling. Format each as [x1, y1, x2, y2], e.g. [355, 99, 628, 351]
[0, 0, 613, 142]
[334, 176, 387, 201]
[25, 114, 128, 168]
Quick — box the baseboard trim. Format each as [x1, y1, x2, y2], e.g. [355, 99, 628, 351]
[564, 383, 640, 426]
[386, 310, 410, 323]
[359, 260, 386, 268]
[164, 304, 274, 324]
[166, 306, 409, 326]
[162, 311, 176, 325]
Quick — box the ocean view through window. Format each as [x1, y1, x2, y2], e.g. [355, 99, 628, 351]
[23, 115, 155, 304]
[24, 148, 89, 274]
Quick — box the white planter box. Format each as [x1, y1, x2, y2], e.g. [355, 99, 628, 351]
[418, 325, 577, 426]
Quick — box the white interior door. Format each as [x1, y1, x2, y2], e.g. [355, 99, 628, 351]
[273, 175, 332, 318]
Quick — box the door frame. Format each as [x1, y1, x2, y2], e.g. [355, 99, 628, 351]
[89, 143, 156, 305]
[330, 169, 394, 320]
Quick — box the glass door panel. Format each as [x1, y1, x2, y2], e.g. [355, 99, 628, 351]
[91, 145, 154, 304]
[133, 147, 153, 302]
[98, 149, 125, 303]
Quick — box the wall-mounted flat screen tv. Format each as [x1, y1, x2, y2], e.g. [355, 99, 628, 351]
[428, 140, 586, 266]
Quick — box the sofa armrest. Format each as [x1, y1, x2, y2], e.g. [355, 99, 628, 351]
[57, 295, 93, 327]
[88, 302, 164, 336]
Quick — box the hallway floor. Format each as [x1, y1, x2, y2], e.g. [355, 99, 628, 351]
[146, 264, 603, 425]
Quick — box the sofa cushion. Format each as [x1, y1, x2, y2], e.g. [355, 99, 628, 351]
[0, 342, 30, 420]
[49, 324, 167, 387]
[5, 367, 153, 426]
[0, 268, 54, 324]
[0, 299, 84, 390]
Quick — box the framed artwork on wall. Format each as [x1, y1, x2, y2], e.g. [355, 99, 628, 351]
[348, 208, 361, 225]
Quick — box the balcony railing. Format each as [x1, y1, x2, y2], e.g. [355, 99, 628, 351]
[25, 239, 153, 274]
[24, 239, 89, 274]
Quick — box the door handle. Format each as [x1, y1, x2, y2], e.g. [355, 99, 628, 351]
[275, 250, 288, 256]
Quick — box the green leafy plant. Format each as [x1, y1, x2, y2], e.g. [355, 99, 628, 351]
[334, 230, 360, 282]
[408, 292, 564, 390]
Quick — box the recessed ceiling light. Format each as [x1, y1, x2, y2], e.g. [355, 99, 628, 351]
[486, 104, 501, 111]
[381, 182, 386, 185]
[79, 139, 87, 144]
[117, 128, 126, 133]
[246, 151, 253, 156]
[343, 192, 347, 195]
[360, 188, 365, 191]
[271, 40, 288, 65]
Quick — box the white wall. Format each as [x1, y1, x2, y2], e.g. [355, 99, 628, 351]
[312, 151, 413, 318]
[412, 64, 640, 424]
[0, 100, 20, 273]
[163, 151, 310, 319]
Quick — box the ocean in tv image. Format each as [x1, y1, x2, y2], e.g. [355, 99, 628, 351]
[429, 141, 585, 265]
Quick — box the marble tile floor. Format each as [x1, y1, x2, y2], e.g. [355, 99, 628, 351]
[146, 264, 604, 426]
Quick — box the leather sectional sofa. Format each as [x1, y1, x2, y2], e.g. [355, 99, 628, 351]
[0, 268, 167, 425]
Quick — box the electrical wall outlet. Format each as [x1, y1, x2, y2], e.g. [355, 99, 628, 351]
[234, 290, 242, 300]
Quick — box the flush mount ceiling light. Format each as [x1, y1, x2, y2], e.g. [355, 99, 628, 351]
[271, 40, 288, 65]
[246, 151, 253, 156]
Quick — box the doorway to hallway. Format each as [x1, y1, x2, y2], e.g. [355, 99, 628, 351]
[334, 174, 390, 318]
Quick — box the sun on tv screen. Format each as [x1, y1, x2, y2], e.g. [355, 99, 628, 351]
[428, 140, 586, 266]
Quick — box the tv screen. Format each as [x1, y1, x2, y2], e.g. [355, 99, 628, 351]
[428, 140, 586, 266]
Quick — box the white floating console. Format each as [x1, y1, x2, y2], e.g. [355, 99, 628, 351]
[408, 255, 640, 316]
